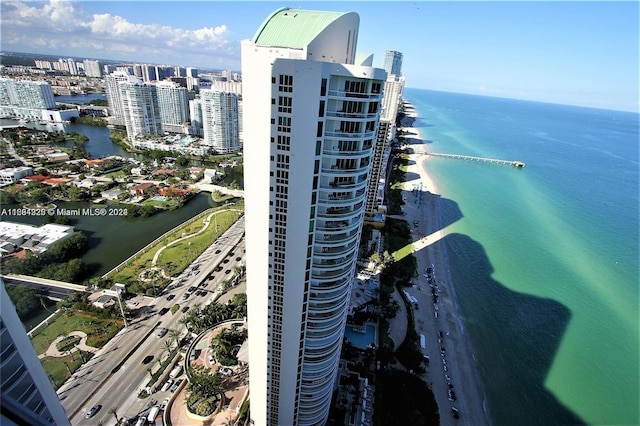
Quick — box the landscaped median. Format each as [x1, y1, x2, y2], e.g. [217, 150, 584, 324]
[105, 202, 243, 295]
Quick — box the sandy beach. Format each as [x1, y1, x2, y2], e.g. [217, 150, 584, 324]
[395, 103, 491, 426]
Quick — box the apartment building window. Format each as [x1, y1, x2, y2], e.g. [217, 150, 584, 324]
[278, 96, 292, 113]
[279, 74, 293, 92]
[344, 79, 366, 94]
[277, 135, 290, 151]
[278, 116, 291, 133]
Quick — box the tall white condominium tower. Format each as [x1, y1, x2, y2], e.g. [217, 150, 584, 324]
[119, 80, 162, 140]
[383, 50, 403, 76]
[155, 81, 189, 133]
[201, 90, 240, 153]
[105, 71, 136, 120]
[1, 279, 70, 426]
[242, 8, 386, 426]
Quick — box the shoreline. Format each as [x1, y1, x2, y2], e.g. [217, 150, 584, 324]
[397, 101, 492, 425]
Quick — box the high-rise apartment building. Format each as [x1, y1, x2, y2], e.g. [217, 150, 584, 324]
[189, 98, 203, 136]
[365, 50, 405, 221]
[83, 60, 103, 78]
[1, 279, 70, 426]
[201, 90, 240, 153]
[119, 80, 162, 140]
[383, 50, 403, 76]
[105, 71, 136, 120]
[0, 79, 56, 109]
[242, 8, 386, 425]
[155, 81, 189, 133]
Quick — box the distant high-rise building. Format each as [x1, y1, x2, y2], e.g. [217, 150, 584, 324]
[105, 71, 136, 120]
[83, 60, 103, 78]
[34, 60, 52, 70]
[1, 279, 70, 426]
[383, 50, 403, 76]
[141, 65, 158, 82]
[201, 90, 240, 153]
[0, 79, 56, 109]
[189, 98, 203, 136]
[119, 80, 162, 140]
[186, 67, 198, 78]
[155, 81, 189, 131]
[66, 58, 78, 75]
[365, 72, 405, 220]
[241, 7, 386, 425]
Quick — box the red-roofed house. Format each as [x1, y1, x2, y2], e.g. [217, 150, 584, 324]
[130, 182, 156, 197]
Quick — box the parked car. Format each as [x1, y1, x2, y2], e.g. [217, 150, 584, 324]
[85, 404, 101, 418]
[160, 397, 170, 410]
[161, 379, 173, 392]
[170, 379, 183, 392]
[142, 355, 154, 364]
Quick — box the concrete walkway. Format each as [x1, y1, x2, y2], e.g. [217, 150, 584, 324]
[38, 331, 99, 359]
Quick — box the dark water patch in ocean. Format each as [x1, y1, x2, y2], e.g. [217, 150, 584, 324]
[445, 233, 586, 426]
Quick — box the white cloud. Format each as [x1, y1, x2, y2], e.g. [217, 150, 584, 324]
[1, 0, 238, 68]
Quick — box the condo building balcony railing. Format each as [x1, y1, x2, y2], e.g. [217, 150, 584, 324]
[328, 89, 380, 99]
[321, 164, 370, 175]
[326, 110, 378, 120]
[306, 326, 344, 346]
[314, 239, 358, 254]
[311, 265, 353, 280]
[302, 351, 341, 373]
[325, 129, 376, 139]
[313, 255, 353, 269]
[315, 231, 358, 245]
[322, 146, 371, 156]
[317, 219, 359, 232]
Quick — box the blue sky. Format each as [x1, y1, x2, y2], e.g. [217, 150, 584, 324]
[1, 1, 638, 112]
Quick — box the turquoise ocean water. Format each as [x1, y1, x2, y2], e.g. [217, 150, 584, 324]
[404, 89, 639, 426]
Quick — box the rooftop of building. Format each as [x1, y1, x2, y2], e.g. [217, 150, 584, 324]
[252, 7, 351, 49]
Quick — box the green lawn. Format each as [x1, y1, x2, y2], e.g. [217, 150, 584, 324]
[30, 312, 123, 355]
[41, 351, 94, 390]
[108, 206, 242, 292]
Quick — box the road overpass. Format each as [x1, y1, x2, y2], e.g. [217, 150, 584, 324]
[1, 275, 87, 300]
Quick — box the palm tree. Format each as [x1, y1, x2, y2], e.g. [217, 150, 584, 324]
[169, 329, 181, 347]
[108, 407, 119, 424]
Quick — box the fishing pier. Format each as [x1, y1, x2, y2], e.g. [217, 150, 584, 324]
[425, 152, 525, 168]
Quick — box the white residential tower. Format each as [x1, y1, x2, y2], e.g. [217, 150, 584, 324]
[242, 7, 386, 426]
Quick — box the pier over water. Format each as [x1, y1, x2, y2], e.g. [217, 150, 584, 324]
[425, 152, 525, 168]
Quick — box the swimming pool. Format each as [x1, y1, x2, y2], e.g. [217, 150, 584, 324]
[344, 324, 376, 349]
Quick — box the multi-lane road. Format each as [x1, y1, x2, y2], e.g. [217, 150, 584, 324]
[60, 216, 246, 425]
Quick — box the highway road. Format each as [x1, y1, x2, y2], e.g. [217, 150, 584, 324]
[59, 216, 246, 425]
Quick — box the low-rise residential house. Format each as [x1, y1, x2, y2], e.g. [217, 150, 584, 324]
[204, 169, 224, 183]
[151, 169, 176, 178]
[42, 177, 72, 186]
[72, 178, 97, 188]
[130, 182, 156, 197]
[0, 166, 33, 186]
[45, 152, 70, 162]
[157, 185, 192, 198]
[101, 188, 123, 200]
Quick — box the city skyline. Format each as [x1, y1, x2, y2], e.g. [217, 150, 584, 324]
[1, 1, 637, 112]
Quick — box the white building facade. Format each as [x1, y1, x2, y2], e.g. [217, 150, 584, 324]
[201, 90, 240, 153]
[242, 8, 386, 426]
[119, 81, 162, 141]
[155, 81, 189, 133]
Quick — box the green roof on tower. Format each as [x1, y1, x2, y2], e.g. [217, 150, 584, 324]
[252, 7, 350, 49]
